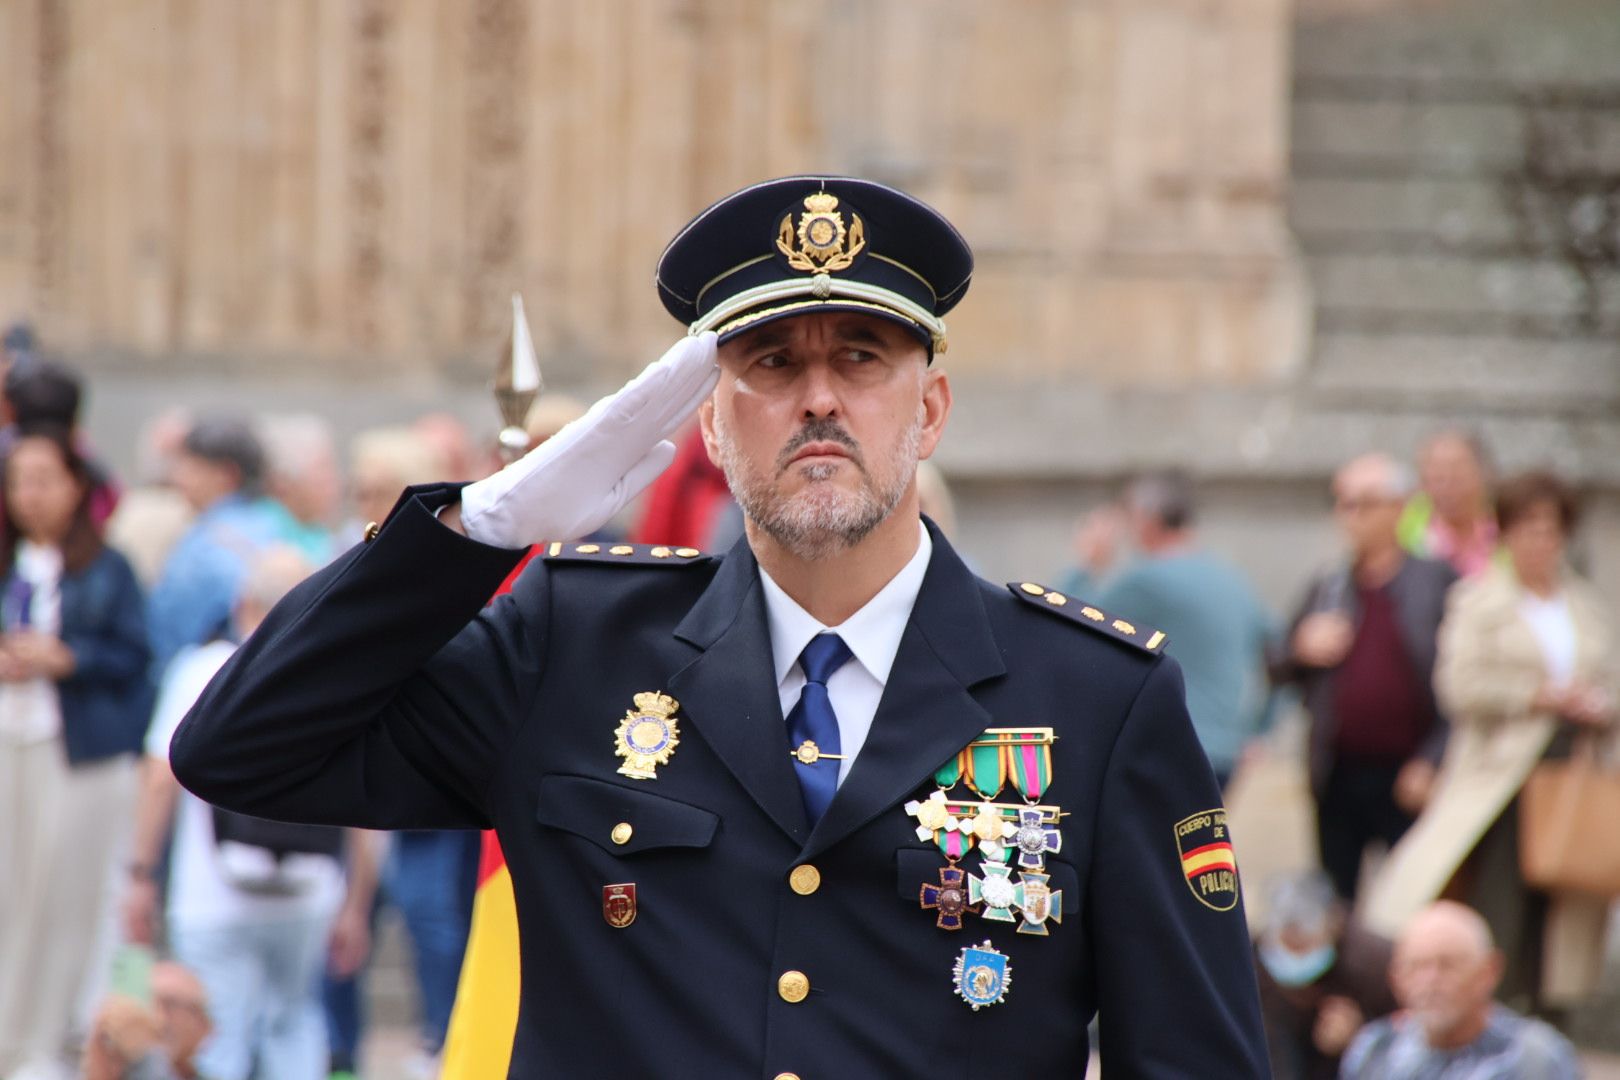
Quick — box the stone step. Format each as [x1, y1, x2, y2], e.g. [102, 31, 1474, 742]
[1303, 252, 1620, 334]
[1306, 332, 1620, 412]
[1290, 175, 1520, 249]
[1294, 0, 1620, 88]
[1292, 98, 1528, 178]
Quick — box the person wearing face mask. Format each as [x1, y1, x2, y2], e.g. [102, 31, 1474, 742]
[1340, 901, 1577, 1080]
[1253, 871, 1395, 1080]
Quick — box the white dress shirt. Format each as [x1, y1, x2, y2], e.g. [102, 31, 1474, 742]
[757, 521, 932, 786]
[1519, 590, 1578, 689]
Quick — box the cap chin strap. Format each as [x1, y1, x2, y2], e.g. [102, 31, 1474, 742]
[688, 274, 948, 354]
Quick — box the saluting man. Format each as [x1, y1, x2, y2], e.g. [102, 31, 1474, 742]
[172, 177, 1269, 1077]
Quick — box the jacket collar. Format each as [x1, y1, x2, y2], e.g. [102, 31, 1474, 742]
[668, 517, 1006, 852]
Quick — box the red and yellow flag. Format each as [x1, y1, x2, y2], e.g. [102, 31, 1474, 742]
[440, 550, 536, 1079]
[439, 831, 520, 1078]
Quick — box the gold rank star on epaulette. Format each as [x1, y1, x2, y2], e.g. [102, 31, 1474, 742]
[1006, 581, 1167, 654]
[542, 541, 711, 566]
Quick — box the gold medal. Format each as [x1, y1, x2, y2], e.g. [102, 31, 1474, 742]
[613, 692, 682, 780]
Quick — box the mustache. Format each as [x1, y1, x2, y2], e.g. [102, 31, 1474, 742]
[776, 418, 864, 473]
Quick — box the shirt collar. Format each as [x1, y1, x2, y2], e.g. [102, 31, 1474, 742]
[758, 520, 933, 688]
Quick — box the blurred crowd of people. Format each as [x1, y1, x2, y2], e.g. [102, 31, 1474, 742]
[1066, 431, 1615, 1078]
[0, 325, 607, 1080]
[1, 312, 1615, 1080]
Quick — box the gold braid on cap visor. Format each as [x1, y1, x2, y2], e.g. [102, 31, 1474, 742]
[687, 275, 948, 354]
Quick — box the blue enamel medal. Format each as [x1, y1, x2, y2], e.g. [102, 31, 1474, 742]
[952, 940, 1011, 1011]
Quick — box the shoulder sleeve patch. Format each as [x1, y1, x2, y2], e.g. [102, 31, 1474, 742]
[1005, 581, 1167, 654]
[543, 542, 713, 567]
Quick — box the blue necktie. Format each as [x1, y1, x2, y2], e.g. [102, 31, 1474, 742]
[786, 633, 853, 828]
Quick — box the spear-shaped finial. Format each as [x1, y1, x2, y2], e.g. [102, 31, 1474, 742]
[494, 293, 543, 461]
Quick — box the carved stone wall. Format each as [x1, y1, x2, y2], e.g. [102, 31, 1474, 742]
[0, 0, 1303, 385]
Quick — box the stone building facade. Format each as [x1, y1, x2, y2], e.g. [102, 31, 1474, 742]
[0, 0, 1615, 610]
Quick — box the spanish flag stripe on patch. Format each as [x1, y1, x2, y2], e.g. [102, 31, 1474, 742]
[1181, 841, 1234, 861]
[1181, 845, 1236, 878]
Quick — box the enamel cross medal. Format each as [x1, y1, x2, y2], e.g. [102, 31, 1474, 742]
[910, 755, 978, 930]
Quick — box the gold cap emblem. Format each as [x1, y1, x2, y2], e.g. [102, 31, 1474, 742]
[777, 192, 866, 273]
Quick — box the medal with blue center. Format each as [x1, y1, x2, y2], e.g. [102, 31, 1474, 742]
[952, 940, 1012, 1011]
[613, 692, 681, 780]
[1010, 806, 1062, 870]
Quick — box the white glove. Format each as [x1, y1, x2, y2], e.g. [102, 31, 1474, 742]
[459, 332, 720, 547]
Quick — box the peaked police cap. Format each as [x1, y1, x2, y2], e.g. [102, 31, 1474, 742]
[655, 176, 973, 357]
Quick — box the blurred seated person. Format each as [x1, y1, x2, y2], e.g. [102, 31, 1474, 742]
[1254, 871, 1394, 1080]
[1339, 901, 1578, 1080]
[79, 965, 209, 1080]
[80, 996, 171, 1080]
[147, 963, 210, 1080]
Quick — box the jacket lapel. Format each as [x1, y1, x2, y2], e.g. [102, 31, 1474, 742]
[802, 522, 1007, 861]
[668, 538, 810, 844]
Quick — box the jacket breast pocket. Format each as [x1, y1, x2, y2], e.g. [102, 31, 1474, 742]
[535, 774, 720, 856]
[893, 846, 1081, 915]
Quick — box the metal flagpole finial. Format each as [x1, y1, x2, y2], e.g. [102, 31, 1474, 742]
[494, 293, 543, 462]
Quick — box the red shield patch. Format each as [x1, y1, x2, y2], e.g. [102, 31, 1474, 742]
[603, 883, 637, 928]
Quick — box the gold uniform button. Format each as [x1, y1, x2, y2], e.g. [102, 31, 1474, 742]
[363, 521, 381, 543]
[610, 822, 633, 845]
[789, 864, 821, 895]
[777, 970, 810, 1003]
[775, 1074, 802, 1080]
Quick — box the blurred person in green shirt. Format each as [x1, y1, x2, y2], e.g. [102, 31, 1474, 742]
[1062, 469, 1276, 788]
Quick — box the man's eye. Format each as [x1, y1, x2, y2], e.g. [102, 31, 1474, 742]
[842, 349, 877, 363]
[756, 353, 791, 370]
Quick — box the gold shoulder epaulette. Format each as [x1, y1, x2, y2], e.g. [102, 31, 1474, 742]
[542, 541, 711, 566]
[1006, 581, 1167, 654]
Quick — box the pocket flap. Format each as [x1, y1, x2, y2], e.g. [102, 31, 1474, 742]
[894, 846, 1080, 914]
[536, 774, 719, 855]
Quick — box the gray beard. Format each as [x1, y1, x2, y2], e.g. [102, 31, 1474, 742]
[715, 414, 921, 562]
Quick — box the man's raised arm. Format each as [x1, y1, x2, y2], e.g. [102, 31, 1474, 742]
[168, 334, 719, 830]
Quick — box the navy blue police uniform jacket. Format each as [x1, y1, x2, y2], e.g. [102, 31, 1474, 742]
[171, 485, 1270, 1078]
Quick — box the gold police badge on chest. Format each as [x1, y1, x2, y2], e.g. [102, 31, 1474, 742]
[613, 692, 682, 780]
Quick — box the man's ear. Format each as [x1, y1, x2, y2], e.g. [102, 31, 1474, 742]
[917, 367, 952, 461]
[1482, 949, 1506, 993]
[698, 397, 721, 468]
